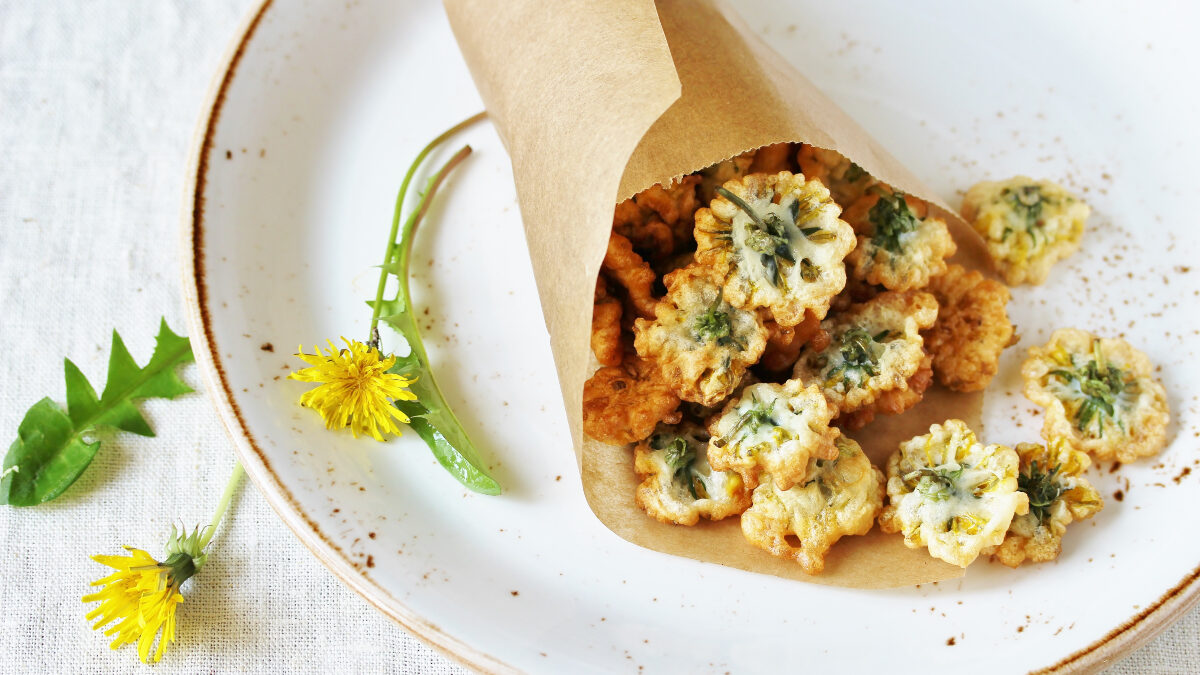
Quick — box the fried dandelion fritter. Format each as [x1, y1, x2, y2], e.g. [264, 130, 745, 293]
[612, 176, 703, 260]
[759, 310, 829, 374]
[603, 232, 659, 319]
[841, 188, 956, 292]
[922, 264, 1014, 392]
[582, 356, 681, 445]
[707, 380, 839, 491]
[796, 144, 876, 207]
[694, 172, 856, 327]
[990, 439, 1103, 567]
[828, 274, 884, 315]
[748, 142, 795, 174]
[634, 265, 768, 406]
[591, 278, 624, 367]
[741, 434, 884, 574]
[792, 290, 938, 416]
[962, 176, 1089, 286]
[1022, 329, 1169, 462]
[834, 353, 933, 431]
[879, 419, 1028, 568]
[698, 151, 755, 205]
[634, 422, 751, 526]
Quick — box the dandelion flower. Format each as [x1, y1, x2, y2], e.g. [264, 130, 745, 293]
[289, 338, 418, 440]
[83, 526, 207, 663]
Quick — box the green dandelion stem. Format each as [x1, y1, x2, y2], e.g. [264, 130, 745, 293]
[199, 461, 245, 550]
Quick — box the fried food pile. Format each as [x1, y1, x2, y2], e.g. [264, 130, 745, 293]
[583, 144, 1168, 573]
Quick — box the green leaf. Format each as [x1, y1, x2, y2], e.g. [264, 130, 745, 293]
[378, 260, 406, 277]
[1, 398, 101, 505]
[64, 358, 100, 426]
[396, 401, 501, 496]
[2, 319, 194, 506]
[367, 298, 407, 319]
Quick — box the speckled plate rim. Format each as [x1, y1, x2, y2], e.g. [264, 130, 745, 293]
[177, 1, 1200, 673]
[177, 1, 512, 673]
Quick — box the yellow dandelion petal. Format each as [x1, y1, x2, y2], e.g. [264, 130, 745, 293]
[288, 337, 417, 441]
[83, 546, 196, 663]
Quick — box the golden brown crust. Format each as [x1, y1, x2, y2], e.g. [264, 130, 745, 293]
[748, 142, 795, 174]
[740, 434, 883, 574]
[793, 290, 938, 415]
[698, 151, 755, 205]
[842, 190, 956, 292]
[835, 354, 933, 431]
[961, 176, 1089, 285]
[633, 264, 768, 406]
[759, 310, 827, 374]
[590, 278, 625, 367]
[795, 145, 877, 207]
[634, 422, 751, 526]
[635, 175, 702, 243]
[612, 176, 702, 260]
[707, 380, 839, 491]
[879, 419, 1028, 568]
[591, 302, 624, 368]
[694, 171, 856, 326]
[1022, 329, 1169, 462]
[583, 356, 682, 445]
[922, 264, 1015, 392]
[990, 440, 1103, 567]
[603, 231, 659, 319]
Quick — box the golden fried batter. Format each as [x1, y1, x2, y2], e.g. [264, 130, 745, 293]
[759, 310, 828, 374]
[634, 264, 768, 406]
[922, 264, 1014, 392]
[879, 419, 1028, 568]
[637, 175, 702, 242]
[835, 354, 933, 431]
[741, 434, 884, 574]
[828, 274, 883, 315]
[698, 151, 755, 204]
[603, 232, 659, 319]
[796, 144, 876, 207]
[749, 142, 795, 174]
[962, 176, 1089, 285]
[793, 290, 938, 415]
[634, 422, 751, 526]
[990, 439, 1103, 567]
[1022, 329, 1169, 462]
[694, 171, 856, 326]
[582, 356, 681, 445]
[614, 197, 670, 260]
[842, 189, 956, 292]
[591, 278, 624, 367]
[612, 176, 702, 260]
[707, 380, 839, 491]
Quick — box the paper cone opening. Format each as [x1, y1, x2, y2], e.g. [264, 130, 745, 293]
[446, 0, 995, 587]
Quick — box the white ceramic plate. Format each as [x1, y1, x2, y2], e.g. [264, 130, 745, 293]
[183, 1, 1200, 672]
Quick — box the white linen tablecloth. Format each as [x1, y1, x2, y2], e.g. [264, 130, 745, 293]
[0, 1, 1194, 672]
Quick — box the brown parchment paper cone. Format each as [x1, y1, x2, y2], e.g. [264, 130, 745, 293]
[446, 0, 993, 588]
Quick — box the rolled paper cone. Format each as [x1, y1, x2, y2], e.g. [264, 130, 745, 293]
[446, 0, 992, 587]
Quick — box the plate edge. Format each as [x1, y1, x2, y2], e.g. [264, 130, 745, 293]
[177, 1, 519, 673]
